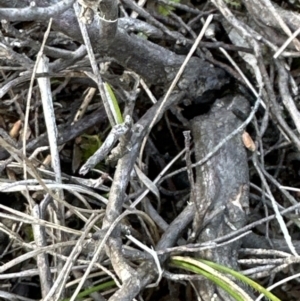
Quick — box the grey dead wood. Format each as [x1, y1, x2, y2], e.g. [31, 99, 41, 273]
[0, 0, 227, 93]
[0, 107, 106, 161]
[242, 0, 300, 33]
[0, 0, 75, 21]
[0, 0, 228, 164]
[0, 1, 247, 301]
[189, 95, 252, 300]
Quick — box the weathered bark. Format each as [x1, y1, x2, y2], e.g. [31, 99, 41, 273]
[190, 95, 251, 300]
[242, 0, 300, 32]
[0, 0, 228, 95]
[0, 0, 228, 162]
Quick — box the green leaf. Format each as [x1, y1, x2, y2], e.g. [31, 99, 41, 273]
[198, 259, 281, 301]
[59, 280, 115, 301]
[104, 82, 123, 124]
[171, 256, 253, 301]
[170, 256, 282, 301]
[80, 134, 102, 162]
[158, 0, 180, 16]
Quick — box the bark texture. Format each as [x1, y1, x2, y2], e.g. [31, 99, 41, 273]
[190, 95, 251, 300]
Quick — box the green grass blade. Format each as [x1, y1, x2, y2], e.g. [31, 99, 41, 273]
[104, 82, 123, 124]
[60, 280, 115, 301]
[198, 259, 281, 301]
[171, 257, 253, 301]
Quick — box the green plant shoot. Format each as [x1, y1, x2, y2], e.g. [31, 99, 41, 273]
[170, 256, 282, 301]
[104, 82, 123, 125]
[158, 0, 180, 16]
